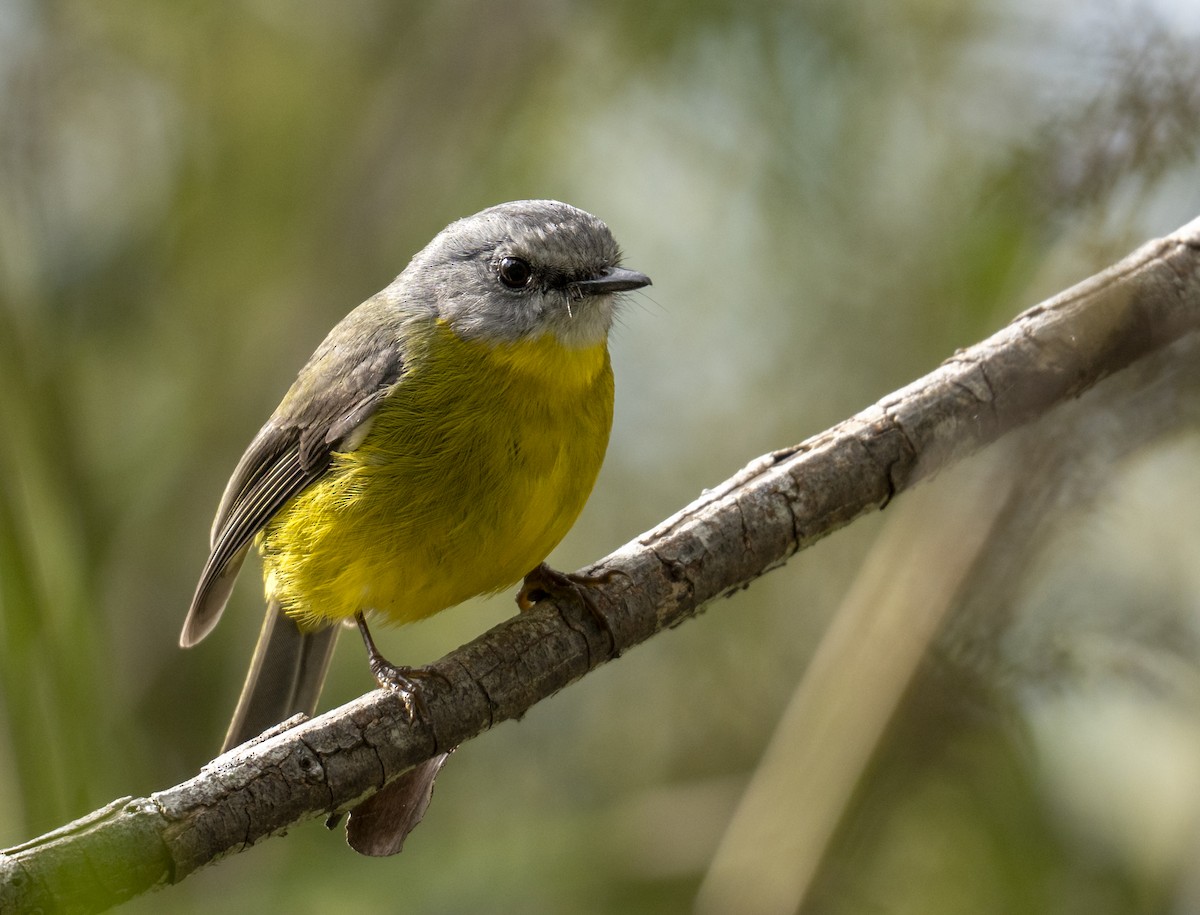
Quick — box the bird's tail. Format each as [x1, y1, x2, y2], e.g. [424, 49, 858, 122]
[222, 600, 339, 753]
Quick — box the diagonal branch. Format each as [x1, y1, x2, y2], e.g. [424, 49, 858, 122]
[4, 216, 1200, 914]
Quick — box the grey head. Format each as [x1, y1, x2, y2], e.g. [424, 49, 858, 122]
[392, 200, 650, 349]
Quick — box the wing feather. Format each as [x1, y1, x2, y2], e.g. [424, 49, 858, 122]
[180, 303, 406, 647]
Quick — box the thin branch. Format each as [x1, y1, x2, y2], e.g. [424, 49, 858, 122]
[4, 217, 1200, 914]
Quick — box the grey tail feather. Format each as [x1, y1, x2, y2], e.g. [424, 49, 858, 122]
[222, 600, 339, 753]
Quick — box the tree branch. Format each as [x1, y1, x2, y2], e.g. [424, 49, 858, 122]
[4, 217, 1200, 914]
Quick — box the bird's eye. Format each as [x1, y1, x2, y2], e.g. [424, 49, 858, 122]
[497, 256, 534, 289]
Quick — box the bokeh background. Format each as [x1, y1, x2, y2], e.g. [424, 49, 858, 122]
[3, 1, 1200, 912]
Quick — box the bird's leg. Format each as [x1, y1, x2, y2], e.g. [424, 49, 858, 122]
[345, 613, 457, 855]
[354, 612, 436, 720]
[516, 562, 624, 643]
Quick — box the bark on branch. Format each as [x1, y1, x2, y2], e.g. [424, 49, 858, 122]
[4, 216, 1200, 914]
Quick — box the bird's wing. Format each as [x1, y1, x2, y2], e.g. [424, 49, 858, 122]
[180, 309, 407, 647]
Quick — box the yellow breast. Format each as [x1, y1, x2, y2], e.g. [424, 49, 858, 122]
[258, 321, 614, 629]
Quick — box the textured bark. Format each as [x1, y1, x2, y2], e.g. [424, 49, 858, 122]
[3, 216, 1199, 914]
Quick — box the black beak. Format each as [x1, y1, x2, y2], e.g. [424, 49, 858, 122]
[569, 266, 652, 297]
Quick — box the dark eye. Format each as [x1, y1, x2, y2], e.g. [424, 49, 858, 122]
[497, 256, 534, 289]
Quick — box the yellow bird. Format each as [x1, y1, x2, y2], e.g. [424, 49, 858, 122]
[180, 201, 649, 824]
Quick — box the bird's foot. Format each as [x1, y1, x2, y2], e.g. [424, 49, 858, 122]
[355, 612, 442, 720]
[517, 562, 623, 643]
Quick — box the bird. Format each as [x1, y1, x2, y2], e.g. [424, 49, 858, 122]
[179, 199, 650, 853]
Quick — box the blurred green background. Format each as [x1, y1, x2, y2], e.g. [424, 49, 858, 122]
[3, 1, 1200, 912]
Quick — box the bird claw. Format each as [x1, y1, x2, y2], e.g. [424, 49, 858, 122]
[368, 657, 429, 720]
[517, 562, 622, 644]
[356, 612, 448, 720]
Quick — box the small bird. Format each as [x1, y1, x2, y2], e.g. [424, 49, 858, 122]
[180, 200, 649, 852]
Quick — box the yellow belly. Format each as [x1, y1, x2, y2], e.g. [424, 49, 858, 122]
[258, 322, 614, 629]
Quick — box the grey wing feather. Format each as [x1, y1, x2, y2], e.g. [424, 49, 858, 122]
[181, 447, 311, 647]
[209, 432, 292, 544]
[180, 315, 407, 648]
